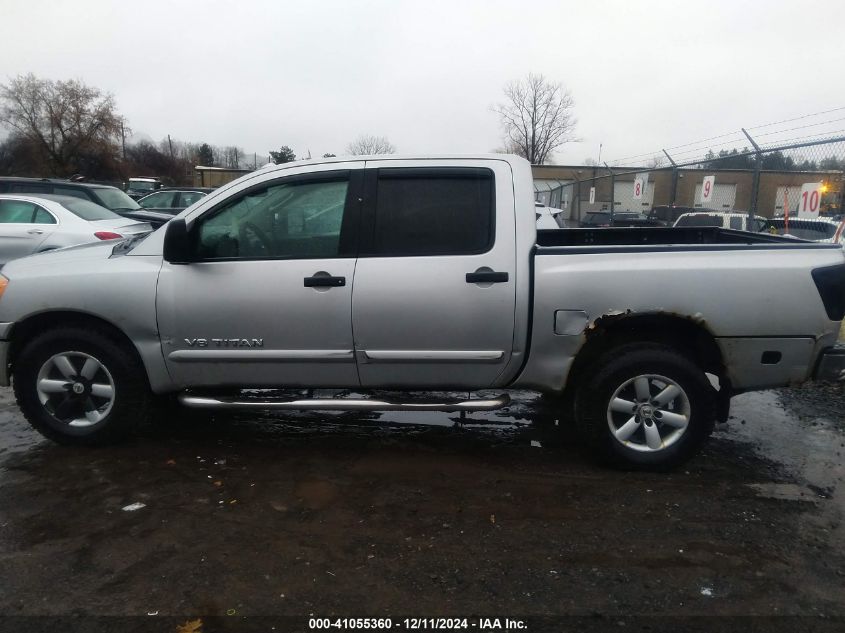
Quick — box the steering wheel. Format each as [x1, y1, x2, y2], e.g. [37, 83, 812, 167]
[239, 221, 273, 256]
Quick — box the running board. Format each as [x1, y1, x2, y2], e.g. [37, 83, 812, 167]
[178, 393, 510, 412]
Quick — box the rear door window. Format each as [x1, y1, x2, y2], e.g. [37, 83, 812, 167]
[0, 200, 55, 223]
[369, 168, 494, 256]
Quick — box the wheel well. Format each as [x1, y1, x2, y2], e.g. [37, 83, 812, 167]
[566, 313, 726, 392]
[8, 311, 141, 370]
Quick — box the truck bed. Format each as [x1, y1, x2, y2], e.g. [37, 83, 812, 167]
[536, 226, 840, 250]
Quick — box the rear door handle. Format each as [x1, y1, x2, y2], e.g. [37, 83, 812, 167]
[465, 271, 509, 284]
[27, 229, 44, 235]
[304, 275, 346, 287]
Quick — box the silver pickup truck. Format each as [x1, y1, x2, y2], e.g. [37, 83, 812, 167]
[0, 155, 843, 468]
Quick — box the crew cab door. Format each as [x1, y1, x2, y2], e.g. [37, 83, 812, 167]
[352, 160, 517, 388]
[157, 165, 364, 388]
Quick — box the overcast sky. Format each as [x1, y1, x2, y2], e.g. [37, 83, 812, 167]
[2, 0, 843, 166]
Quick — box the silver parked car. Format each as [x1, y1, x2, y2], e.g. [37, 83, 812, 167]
[0, 194, 152, 265]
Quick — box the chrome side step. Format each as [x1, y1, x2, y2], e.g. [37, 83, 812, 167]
[178, 393, 510, 412]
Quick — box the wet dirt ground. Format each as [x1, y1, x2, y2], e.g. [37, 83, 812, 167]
[0, 383, 843, 627]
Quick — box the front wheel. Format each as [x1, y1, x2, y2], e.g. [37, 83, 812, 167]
[13, 327, 152, 445]
[575, 343, 716, 469]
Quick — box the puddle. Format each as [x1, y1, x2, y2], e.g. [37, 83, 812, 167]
[727, 390, 845, 536]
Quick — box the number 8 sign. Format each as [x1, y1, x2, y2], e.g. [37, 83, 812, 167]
[633, 177, 644, 200]
[701, 176, 715, 204]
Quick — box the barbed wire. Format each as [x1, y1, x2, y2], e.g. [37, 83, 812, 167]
[606, 106, 845, 166]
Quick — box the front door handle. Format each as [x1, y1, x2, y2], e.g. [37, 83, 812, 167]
[466, 271, 509, 284]
[304, 275, 346, 288]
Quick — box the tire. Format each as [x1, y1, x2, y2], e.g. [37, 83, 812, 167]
[574, 342, 716, 469]
[12, 327, 152, 445]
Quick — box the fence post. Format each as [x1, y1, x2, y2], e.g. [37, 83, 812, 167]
[663, 149, 678, 206]
[573, 177, 581, 225]
[604, 162, 615, 223]
[742, 128, 763, 226]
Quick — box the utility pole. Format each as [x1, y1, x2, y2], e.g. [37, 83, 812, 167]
[742, 127, 762, 227]
[604, 162, 615, 223]
[120, 119, 127, 160]
[167, 134, 174, 158]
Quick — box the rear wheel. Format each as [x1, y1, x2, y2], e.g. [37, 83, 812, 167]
[574, 343, 716, 469]
[13, 327, 152, 445]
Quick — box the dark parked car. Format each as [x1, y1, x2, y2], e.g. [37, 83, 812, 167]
[580, 211, 662, 227]
[647, 205, 715, 226]
[0, 177, 141, 217]
[125, 177, 163, 200]
[137, 188, 214, 212]
[133, 187, 216, 228]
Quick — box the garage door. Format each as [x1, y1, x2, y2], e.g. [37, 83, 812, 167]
[774, 186, 801, 215]
[694, 183, 736, 210]
[613, 180, 654, 213]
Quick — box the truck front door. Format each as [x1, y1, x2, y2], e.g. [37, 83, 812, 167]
[351, 160, 517, 388]
[157, 167, 364, 388]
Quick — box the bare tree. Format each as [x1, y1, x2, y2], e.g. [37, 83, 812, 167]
[0, 73, 123, 176]
[346, 134, 396, 155]
[222, 145, 244, 169]
[492, 73, 576, 165]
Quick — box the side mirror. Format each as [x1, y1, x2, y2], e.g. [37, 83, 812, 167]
[163, 218, 194, 264]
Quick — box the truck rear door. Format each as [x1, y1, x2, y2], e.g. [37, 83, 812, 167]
[351, 160, 517, 388]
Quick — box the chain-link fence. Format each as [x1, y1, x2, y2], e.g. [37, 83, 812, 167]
[534, 134, 845, 228]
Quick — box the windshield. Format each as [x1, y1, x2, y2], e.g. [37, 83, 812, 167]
[57, 198, 121, 221]
[129, 180, 157, 191]
[676, 214, 722, 227]
[92, 188, 140, 211]
[768, 221, 837, 240]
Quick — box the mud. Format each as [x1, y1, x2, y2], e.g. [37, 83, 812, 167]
[0, 385, 843, 621]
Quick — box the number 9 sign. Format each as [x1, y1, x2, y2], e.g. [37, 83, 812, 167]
[701, 176, 715, 203]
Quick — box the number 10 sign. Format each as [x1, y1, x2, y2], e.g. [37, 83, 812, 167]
[797, 182, 823, 218]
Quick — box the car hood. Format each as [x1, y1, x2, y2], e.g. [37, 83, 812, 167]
[1, 241, 122, 275]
